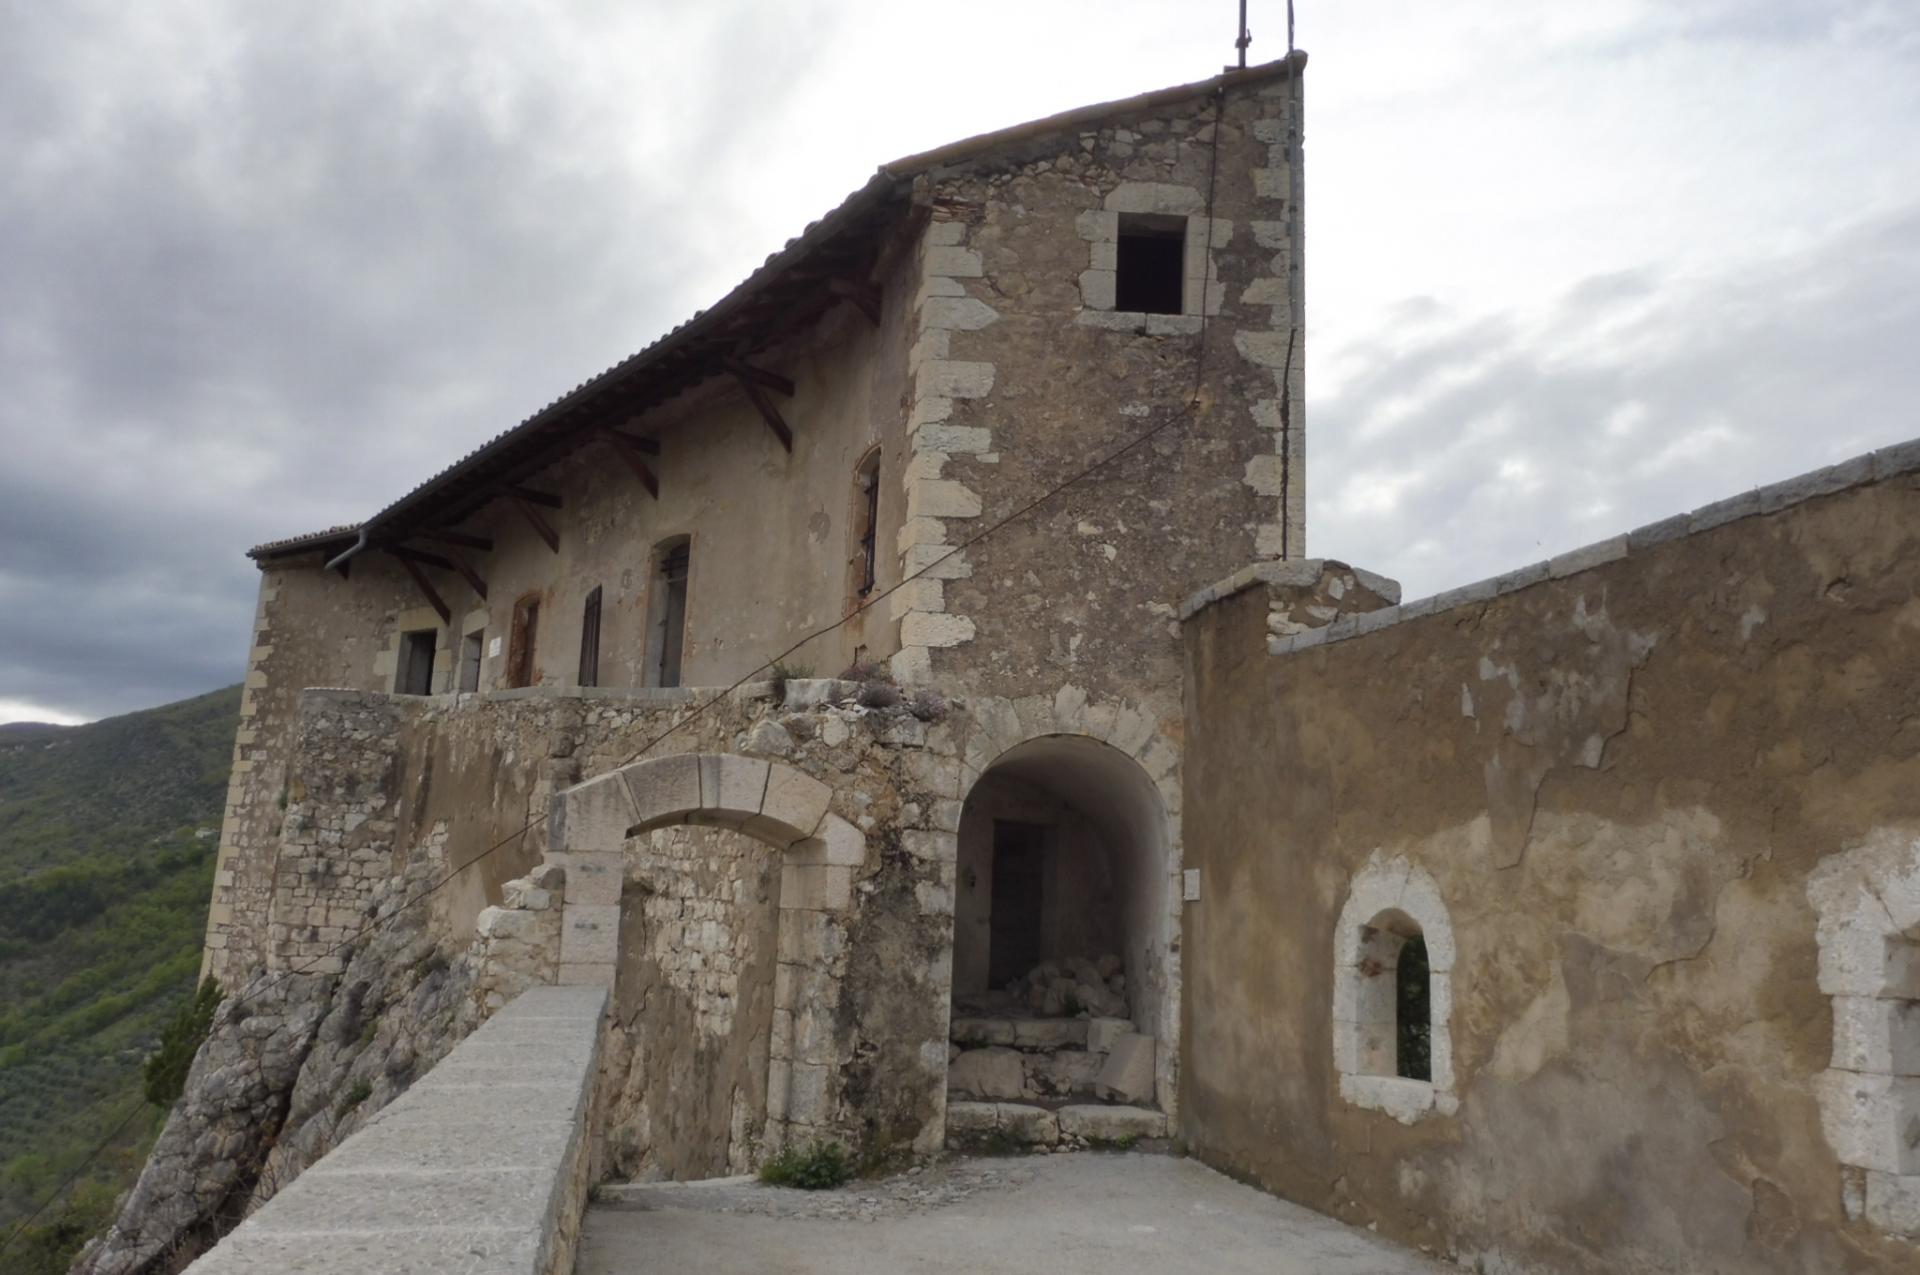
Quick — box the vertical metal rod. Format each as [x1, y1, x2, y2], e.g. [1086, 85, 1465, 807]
[1289, 0, 1296, 53]
[1237, 0, 1251, 68]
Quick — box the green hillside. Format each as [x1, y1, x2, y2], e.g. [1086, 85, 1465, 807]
[0, 685, 240, 1269]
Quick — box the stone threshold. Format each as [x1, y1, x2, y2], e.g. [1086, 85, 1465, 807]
[946, 1100, 1166, 1148]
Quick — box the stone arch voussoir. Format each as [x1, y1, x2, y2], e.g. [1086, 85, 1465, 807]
[540, 752, 869, 1143]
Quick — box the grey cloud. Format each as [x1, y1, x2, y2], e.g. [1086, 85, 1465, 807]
[0, 1, 844, 720]
[1309, 205, 1920, 599]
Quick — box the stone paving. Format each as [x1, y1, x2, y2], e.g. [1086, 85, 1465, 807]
[579, 1151, 1448, 1274]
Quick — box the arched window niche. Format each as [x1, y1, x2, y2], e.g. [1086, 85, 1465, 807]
[1333, 852, 1457, 1123]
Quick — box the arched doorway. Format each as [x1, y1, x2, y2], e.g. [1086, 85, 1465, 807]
[948, 735, 1174, 1127]
[545, 753, 865, 1172]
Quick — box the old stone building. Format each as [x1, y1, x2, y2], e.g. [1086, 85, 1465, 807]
[88, 49, 1920, 1275]
[202, 54, 1306, 1178]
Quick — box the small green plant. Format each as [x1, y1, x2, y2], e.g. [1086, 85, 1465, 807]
[143, 977, 223, 1108]
[978, 1129, 1026, 1157]
[856, 680, 902, 710]
[837, 659, 889, 683]
[758, 1139, 851, 1190]
[769, 659, 813, 684]
[336, 1076, 373, 1115]
[1085, 1134, 1138, 1152]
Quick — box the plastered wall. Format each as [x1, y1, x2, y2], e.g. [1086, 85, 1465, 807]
[1179, 460, 1920, 1271]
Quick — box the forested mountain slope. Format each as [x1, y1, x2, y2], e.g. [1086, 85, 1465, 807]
[0, 686, 239, 1270]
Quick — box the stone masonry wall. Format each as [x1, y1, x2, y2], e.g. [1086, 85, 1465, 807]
[600, 823, 780, 1180]
[1179, 443, 1920, 1272]
[897, 60, 1305, 724]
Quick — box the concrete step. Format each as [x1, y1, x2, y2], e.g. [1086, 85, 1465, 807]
[945, 1100, 1166, 1150]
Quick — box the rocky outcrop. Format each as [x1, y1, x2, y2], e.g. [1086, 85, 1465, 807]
[73, 850, 490, 1275]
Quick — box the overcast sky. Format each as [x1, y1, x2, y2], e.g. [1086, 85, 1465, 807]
[2, 0, 1917, 724]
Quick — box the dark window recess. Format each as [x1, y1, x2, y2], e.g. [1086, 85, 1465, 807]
[652, 541, 690, 689]
[507, 596, 540, 689]
[458, 630, 484, 693]
[399, 630, 437, 696]
[988, 820, 1047, 989]
[1115, 215, 1186, 315]
[855, 451, 881, 598]
[577, 586, 603, 688]
[1395, 934, 1432, 1082]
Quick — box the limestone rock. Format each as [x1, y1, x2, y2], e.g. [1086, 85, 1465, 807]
[948, 1046, 1028, 1100]
[1095, 1032, 1156, 1105]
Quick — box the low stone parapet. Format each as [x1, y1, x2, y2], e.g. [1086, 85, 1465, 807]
[184, 983, 607, 1275]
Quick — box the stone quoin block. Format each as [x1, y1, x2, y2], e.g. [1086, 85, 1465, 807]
[559, 904, 620, 966]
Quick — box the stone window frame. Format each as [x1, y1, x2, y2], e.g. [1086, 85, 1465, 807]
[375, 605, 450, 696]
[1075, 182, 1230, 336]
[1332, 852, 1458, 1124]
[1809, 834, 1920, 1239]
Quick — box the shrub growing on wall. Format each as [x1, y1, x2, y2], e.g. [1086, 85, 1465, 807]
[142, 978, 222, 1108]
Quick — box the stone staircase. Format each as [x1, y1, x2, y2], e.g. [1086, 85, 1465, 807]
[944, 1002, 1165, 1150]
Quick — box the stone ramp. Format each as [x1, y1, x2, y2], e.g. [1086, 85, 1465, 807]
[578, 1153, 1449, 1274]
[184, 984, 607, 1275]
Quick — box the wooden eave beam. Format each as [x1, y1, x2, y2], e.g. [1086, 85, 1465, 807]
[423, 529, 493, 552]
[721, 358, 795, 397]
[394, 543, 488, 601]
[508, 485, 562, 509]
[513, 495, 560, 554]
[720, 356, 795, 452]
[606, 429, 661, 455]
[603, 430, 661, 499]
[830, 277, 883, 327]
[389, 552, 452, 625]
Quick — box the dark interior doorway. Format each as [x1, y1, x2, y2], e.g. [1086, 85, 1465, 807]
[988, 820, 1046, 988]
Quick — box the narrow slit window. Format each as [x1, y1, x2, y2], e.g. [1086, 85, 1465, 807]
[458, 629, 484, 693]
[1115, 213, 1186, 315]
[507, 595, 540, 689]
[398, 630, 437, 696]
[646, 538, 691, 689]
[577, 586, 603, 688]
[852, 448, 881, 600]
[1395, 934, 1432, 1082]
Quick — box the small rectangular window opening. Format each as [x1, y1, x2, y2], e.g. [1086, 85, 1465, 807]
[458, 630, 484, 693]
[853, 450, 882, 600]
[399, 630, 437, 696]
[578, 585, 603, 688]
[647, 540, 691, 689]
[1115, 214, 1186, 315]
[507, 596, 540, 689]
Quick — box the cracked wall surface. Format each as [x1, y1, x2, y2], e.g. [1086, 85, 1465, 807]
[1180, 468, 1920, 1272]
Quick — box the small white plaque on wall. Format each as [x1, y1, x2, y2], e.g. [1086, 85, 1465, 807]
[488, 636, 503, 658]
[1183, 868, 1202, 902]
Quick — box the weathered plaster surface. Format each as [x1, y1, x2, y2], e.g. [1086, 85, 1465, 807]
[1180, 471, 1920, 1271]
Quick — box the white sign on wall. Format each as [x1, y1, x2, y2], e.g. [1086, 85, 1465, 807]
[488, 636, 503, 658]
[1183, 868, 1202, 902]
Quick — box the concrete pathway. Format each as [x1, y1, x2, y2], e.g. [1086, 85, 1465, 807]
[578, 1152, 1447, 1274]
